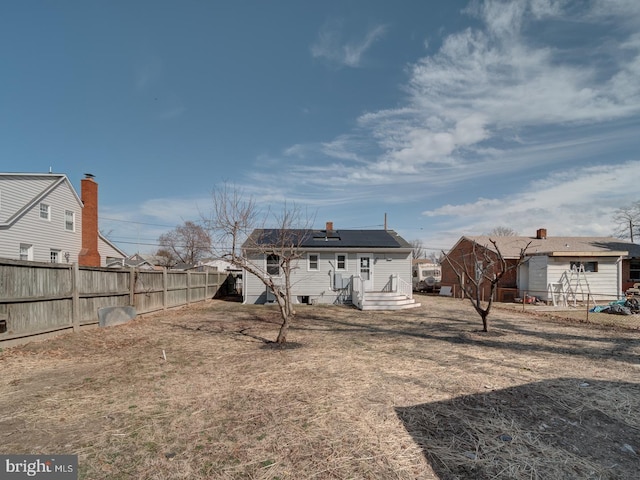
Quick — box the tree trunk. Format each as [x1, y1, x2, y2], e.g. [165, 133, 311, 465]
[276, 315, 289, 344]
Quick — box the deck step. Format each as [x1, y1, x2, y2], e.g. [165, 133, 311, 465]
[360, 291, 421, 311]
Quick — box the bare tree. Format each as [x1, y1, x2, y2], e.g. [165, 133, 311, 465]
[428, 251, 443, 264]
[613, 202, 640, 243]
[155, 248, 179, 268]
[411, 239, 426, 259]
[157, 221, 211, 266]
[209, 185, 313, 344]
[485, 226, 518, 236]
[443, 239, 529, 332]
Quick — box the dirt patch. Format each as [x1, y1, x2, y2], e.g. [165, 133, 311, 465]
[1, 297, 639, 479]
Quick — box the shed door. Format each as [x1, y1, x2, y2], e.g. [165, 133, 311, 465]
[358, 254, 373, 291]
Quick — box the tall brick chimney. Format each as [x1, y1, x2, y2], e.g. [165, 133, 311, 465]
[78, 174, 101, 267]
[326, 221, 334, 232]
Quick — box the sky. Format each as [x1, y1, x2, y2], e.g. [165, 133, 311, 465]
[2, 0, 640, 257]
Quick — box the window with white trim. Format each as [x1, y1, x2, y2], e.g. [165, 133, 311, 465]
[570, 261, 598, 273]
[65, 210, 75, 231]
[336, 254, 347, 270]
[40, 203, 50, 220]
[50, 249, 60, 263]
[266, 254, 280, 276]
[308, 253, 319, 271]
[20, 244, 33, 261]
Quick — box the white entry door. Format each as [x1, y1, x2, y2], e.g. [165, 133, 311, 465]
[358, 254, 373, 291]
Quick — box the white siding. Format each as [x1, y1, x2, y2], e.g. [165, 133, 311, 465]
[547, 257, 620, 300]
[0, 175, 60, 222]
[0, 177, 83, 264]
[527, 255, 548, 299]
[243, 249, 413, 305]
[99, 237, 126, 267]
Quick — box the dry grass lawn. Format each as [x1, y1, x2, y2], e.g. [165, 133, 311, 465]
[1, 295, 639, 479]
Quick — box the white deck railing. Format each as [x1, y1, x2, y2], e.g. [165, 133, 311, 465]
[352, 275, 365, 309]
[394, 275, 413, 299]
[352, 274, 412, 309]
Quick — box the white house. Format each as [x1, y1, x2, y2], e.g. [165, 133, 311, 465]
[0, 172, 126, 267]
[241, 222, 419, 310]
[441, 228, 640, 305]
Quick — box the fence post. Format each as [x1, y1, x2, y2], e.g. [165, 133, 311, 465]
[586, 294, 590, 322]
[72, 263, 80, 332]
[205, 270, 209, 299]
[187, 271, 191, 305]
[163, 268, 168, 310]
[129, 267, 136, 307]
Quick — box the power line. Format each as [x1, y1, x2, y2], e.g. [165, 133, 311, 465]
[101, 216, 179, 228]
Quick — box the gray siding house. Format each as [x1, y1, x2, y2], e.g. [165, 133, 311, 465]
[0, 172, 126, 267]
[242, 222, 419, 310]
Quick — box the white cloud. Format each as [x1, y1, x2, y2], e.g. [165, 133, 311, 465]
[311, 20, 387, 68]
[421, 160, 640, 246]
[288, 0, 640, 193]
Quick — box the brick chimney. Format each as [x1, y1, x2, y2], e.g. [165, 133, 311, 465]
[326, 221, 333, 232]
[78, 174, 101, 267]
[536, 228, 547, 240]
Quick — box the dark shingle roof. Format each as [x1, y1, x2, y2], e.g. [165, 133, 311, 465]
[455, 235, 640, 258]
[243, 229, 412, 250]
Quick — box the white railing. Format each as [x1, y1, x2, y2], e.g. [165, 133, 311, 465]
[352, 275, 365, 309]
[395, 275, 413, 299]
[352, 274, 412, 309]
[382, 275, 412, 295]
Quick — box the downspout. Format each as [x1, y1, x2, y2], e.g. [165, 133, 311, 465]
[617, 255, 624, 299]
[328, 260, 335, 290]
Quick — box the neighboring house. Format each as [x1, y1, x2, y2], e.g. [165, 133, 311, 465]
[441, 228, 640, 304]
[124, 253, 162, 270]
[241, 222, 419, 310]
[101, 233, 127, 267]
[197, 258, 241, 273]
[0, 172, 126, 267]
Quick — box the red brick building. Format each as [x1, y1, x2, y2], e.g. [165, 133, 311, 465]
[442, 229, 640, 303]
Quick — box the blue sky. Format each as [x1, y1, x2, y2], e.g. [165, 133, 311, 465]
[2, 0, 640, 256]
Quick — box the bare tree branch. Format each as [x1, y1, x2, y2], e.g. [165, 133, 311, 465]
[157, 221, 211, 266]
[443, 239, 530, 332]
[612, 201, 640, 243]
[209, 185, 315, 344]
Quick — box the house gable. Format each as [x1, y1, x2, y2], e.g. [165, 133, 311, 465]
[0, 173, 125, 267]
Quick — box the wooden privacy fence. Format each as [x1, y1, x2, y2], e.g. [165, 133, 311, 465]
[0, 259, 231, 346]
